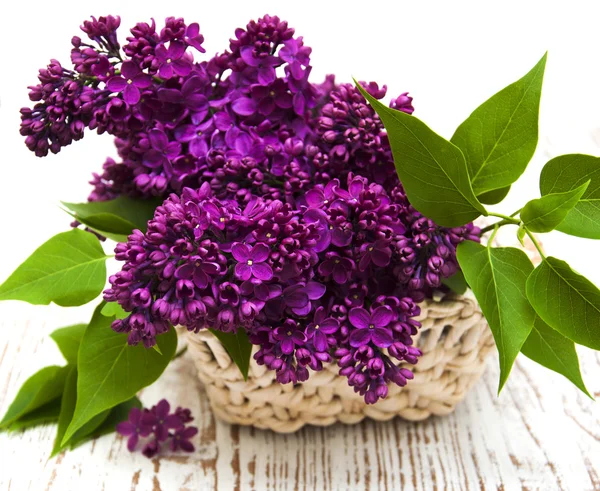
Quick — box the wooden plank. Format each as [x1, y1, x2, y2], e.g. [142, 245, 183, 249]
[0, 317, 599, 490]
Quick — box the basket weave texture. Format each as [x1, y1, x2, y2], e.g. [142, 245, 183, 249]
[187, 293, 494, 433]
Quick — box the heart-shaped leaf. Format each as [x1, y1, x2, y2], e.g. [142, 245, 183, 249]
[0, 365, 70, 428]
[451, 53, 547, 195]
[526, 257, 600, 350]
[50, 324, 87, 364]
[457, 241, 536, 391]
[355, 81, 486, 227]
[0, 229, 108, 306]
[539, 154, 600, 239]
[62, 305, 177, 444]
[521, 180, 589, 233]
[521, 316, 592, 397]
[209, 328, 252, 381]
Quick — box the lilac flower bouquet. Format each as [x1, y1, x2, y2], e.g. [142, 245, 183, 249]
[2, 13, 599, 452]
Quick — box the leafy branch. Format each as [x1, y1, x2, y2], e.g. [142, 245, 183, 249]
[358, 52, 599, 397]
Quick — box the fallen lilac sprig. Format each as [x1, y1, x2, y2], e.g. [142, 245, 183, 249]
[116, 399, 197, 457]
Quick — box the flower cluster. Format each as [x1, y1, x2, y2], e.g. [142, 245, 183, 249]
[116, 399, 197, 457]
[24, 14, 481, 404]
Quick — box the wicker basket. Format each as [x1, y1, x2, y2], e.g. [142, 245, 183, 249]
[187, 293, 495, 432]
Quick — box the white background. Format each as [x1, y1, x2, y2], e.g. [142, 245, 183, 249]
[0, 1, 599, 487]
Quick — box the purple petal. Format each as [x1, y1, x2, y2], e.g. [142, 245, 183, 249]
[189, 138, 208, 158]
[164, 414, 184, 429]
[372, 328, 393, 348]
[149, 129, 168, 151]
[122, 83, 139, 105]
[240, 46, 258, 67]
[281, 338, 294, 355]
[251, 263, 273, 281]
[349, 329, 371, 348]
[157, 88, 182, 103]
[313, 331, 329, 352]
[193, 269, 208, 289]
[293, 93, 306, 115]
[332, 228, 353, 247]
[154, 399, 170, 419]
[174, 124, 197, 143]
[371, 306, 394, 328]
[257, 67, 276, 86]
[168, 41, 186, 58]
[159, 63, 174, 80]
[232, 97, 257, 116]
[332, 264, 348, 285]
[317, 260, 334, 277]
[349, 308, 370, 330]
[250, 243, 270, 262]
[285, 291, 309, 308]
[304, 281, 325, 300]
[371, 249, 392, 267]
[231, 243, 250, 262]
[107, 76, 127, 92]
[179, 440, 195, 452]
[173, 59, 192, 77]
[305, 189, 324, 208]
[127, 434, 139, 452]
[175, 263, 194, 279]
[182, 426, 198, 439]
[116, 421, 135, 436]
[214, 112, 233, 131]
[121, 61, 140, 79]
[234, 263, 252, 281]
[142, 150, 166, 169]
[133, 73, 151, 89]
[320, 319, 339, 334]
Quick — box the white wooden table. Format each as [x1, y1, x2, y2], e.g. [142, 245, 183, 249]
[1, 313, 598, 491]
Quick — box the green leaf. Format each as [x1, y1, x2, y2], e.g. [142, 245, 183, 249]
[70, 397, 141, 450]
[521, 181, 590, 233]
[457, 242, 536, 391]
[539, 154, 600, 239]
[5, 399, 61, 432]
[62, 196, 160, 242]
[517, 224, 527, 247]
[0, 229, 108, 306]
[441, 270, 468, 295]
[50, 324, 87, 364]
[478, 186, 511, 205]
[101, 302, 128, 319]
[355, 81, 486, 227]
[522, 316, 592, 398]
[62, 305, 177, 444]
[526, 257, 600, 350]
[0, 365, 69, 428]
[209, 328, 252, 381]
[51, 365, 77, 457]
[451, 53, 547, 195]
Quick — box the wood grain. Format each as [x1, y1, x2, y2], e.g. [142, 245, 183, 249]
[0, 317, 598, 491]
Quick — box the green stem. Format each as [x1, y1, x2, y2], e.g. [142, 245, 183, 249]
[487, 225, 500, 248]
[524, 229, 546, 260]
[480, 212, 521, 234]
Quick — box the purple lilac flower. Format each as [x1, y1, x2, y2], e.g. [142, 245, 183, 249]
[116, 407, 155, 451]
[348, 306, 395, 348]
[231, 243, 273, 281]
[118, 399, 197, 457]
[23, 15, 483, 405]
[106, 61, 151, 105]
